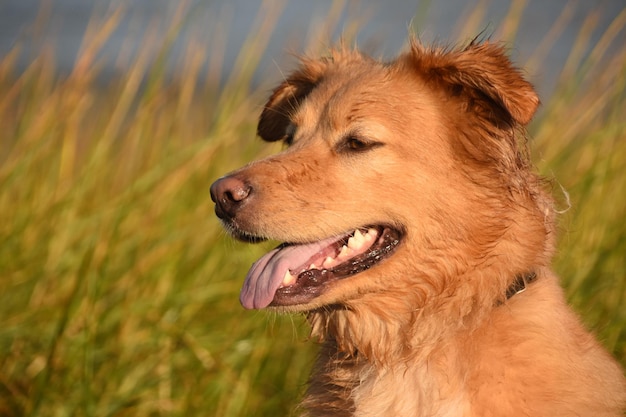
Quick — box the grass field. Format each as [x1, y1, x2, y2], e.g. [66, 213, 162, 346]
[0, 3, 624, 416]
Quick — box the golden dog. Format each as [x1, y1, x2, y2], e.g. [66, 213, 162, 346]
[210, 39, 626, 416]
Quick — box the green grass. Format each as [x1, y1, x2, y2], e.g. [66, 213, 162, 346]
[0, 3, 624, 417]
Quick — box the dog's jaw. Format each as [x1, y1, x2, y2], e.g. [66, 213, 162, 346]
[239, 225, 403, 310]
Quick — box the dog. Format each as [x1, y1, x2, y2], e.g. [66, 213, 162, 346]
[210, 39, 626, 416]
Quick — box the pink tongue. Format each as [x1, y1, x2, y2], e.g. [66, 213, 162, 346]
[240, 236, 339, 309]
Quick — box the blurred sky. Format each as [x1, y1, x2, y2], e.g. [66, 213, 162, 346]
[0, 0, 624, 98]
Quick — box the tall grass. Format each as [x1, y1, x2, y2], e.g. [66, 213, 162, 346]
[0, 3, 624, 416]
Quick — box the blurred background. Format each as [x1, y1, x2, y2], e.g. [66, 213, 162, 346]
[2, 0, 625, 95]
[0, 1, 624, 416]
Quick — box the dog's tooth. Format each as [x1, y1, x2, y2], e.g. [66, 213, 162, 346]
[367, 228, 377, 237]
[309, 263, 317, 270]
[347, 236, 360, 250]
[354, 229, 365, 243]
[282, 270, 296, 286]
[339, 245, 349, 258]
[323, 256, 334, 268]
[349, 233, 366, 250]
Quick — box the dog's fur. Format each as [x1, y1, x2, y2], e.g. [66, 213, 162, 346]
[211, 39, 626, 416]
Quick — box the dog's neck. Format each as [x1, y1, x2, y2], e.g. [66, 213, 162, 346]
[303, 271, 542, 415]
[307, 271, 540, 365]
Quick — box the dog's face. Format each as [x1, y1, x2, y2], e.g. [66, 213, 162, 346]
[211, 41, 551, 312]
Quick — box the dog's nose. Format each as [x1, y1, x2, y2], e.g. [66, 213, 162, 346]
[210, 175, 252, 220]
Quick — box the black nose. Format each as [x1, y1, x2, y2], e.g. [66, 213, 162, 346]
[210, 175, 253, 220]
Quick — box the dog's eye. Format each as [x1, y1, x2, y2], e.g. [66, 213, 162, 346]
[347, 137, 368, 150]
[339, 135, 382, 154]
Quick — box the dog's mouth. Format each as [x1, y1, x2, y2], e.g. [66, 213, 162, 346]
[239, 225, 402, 309]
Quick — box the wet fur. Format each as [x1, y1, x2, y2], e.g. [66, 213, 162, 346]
[222, 40, 626, 416]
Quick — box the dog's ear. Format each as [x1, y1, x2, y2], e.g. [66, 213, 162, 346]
[257, 59, 328, 142]
[409, 40, 539, 128]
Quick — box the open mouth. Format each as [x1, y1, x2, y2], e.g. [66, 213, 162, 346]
[239, 226, 402, 309]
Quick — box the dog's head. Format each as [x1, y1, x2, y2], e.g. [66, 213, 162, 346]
[211, 40, 554, 313]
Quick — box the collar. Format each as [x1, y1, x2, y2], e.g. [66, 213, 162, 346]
[498, 271, 538, 305]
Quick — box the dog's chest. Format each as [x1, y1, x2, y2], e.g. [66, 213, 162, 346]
[348, 365, 469, 417]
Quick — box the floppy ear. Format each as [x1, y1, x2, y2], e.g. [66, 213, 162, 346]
[410, 40, 539, 128]
[257, 59, 328, 142]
